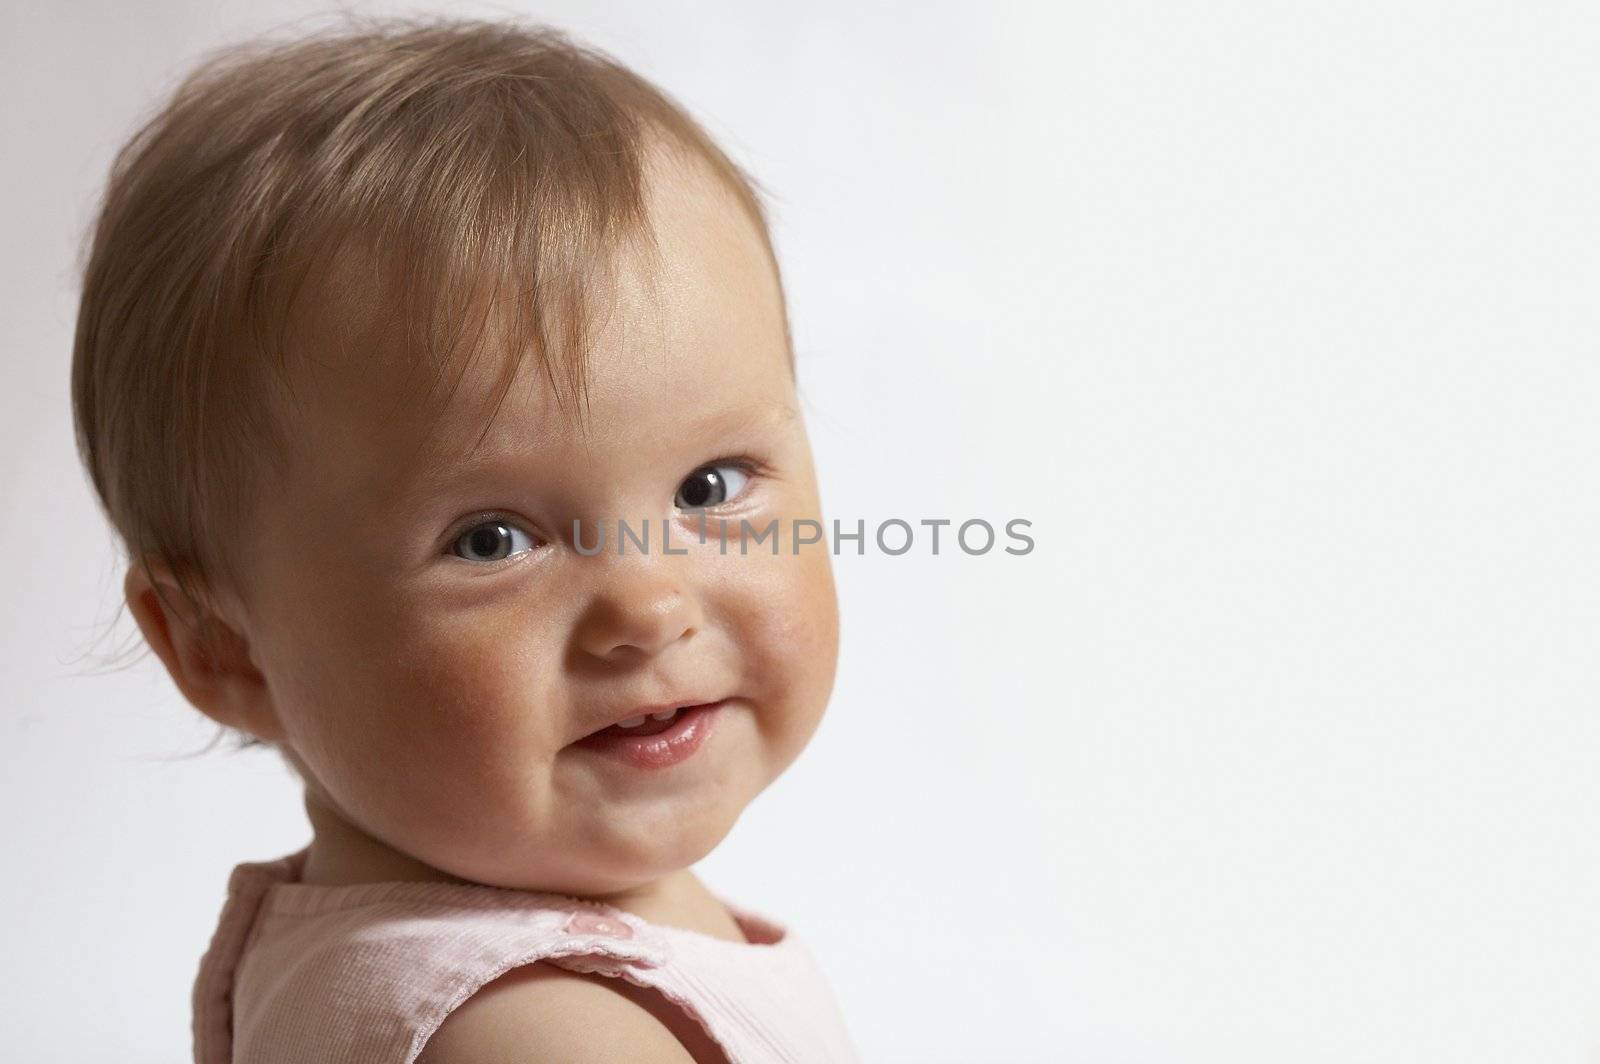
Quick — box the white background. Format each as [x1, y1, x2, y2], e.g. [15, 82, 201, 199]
[3, 2, 1598, 1061]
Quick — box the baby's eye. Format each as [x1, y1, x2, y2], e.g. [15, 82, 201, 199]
[675, 461, 752, 510]
[450, 518, 539, 564]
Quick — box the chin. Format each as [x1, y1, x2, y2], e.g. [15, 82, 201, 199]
[586, 802, 740, 881]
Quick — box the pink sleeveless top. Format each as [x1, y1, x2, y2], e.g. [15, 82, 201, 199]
[192, 848, 862, 1063]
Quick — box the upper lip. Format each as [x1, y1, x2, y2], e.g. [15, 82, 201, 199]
[578, 697, 726, 741]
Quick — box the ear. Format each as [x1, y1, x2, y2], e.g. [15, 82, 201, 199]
[123, 562, 285, 743]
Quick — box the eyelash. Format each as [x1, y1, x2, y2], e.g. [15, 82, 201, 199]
[445, 454, 768, 558]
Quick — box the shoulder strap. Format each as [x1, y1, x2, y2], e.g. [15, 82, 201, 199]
[225, 884, 672, 1063]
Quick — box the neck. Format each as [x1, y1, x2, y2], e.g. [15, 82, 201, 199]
[298, 787, 475, 886]
[293, 787, 731, 937]
[291, 784, 710, 915]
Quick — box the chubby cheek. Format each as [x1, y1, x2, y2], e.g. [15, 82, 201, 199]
[273, 595, 563, 841]
[726, 543, 840, 751]
[390, 632, 557, 757]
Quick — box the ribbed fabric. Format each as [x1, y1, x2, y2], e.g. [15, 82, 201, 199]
[192, 847, 861, 1063]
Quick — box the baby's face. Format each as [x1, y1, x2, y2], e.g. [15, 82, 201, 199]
[233, 154, 838, 894]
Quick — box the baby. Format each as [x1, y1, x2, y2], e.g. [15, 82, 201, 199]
[70, 15, 853, 1064]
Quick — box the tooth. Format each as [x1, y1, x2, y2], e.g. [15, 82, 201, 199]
[615, 715, 647, 729]
[649, 709, 679, 721]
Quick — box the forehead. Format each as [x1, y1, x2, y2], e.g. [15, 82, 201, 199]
[280, 149, 794, 502]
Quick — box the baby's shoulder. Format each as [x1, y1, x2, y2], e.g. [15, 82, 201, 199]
[229, 893, 678, 1063]
[416, 961, 721, 1064]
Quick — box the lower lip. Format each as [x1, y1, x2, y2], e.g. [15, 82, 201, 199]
[571, 700, 726, 770]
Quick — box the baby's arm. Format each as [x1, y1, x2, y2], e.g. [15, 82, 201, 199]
[416, 962, 704, 1064]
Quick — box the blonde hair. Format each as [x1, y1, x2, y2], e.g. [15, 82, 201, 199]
[70, 14, 793, 739]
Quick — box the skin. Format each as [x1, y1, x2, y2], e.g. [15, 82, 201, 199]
[125, 146, 840, 942]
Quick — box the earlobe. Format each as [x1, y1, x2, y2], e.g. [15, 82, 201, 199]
[123, 563, 284, 743]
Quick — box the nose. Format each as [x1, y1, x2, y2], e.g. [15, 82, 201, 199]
[574, 560, 704, 663]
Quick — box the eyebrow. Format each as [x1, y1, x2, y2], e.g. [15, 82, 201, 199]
[687, 398, 798, 437]
[394, 398, 798, 501]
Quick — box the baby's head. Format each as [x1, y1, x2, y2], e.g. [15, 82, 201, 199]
[72, 16, 839, 896]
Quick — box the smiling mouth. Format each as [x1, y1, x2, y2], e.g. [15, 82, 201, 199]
[588, 707, 690, 739]
[569, 700, 728, 768]
[578, 701, 721, 743]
